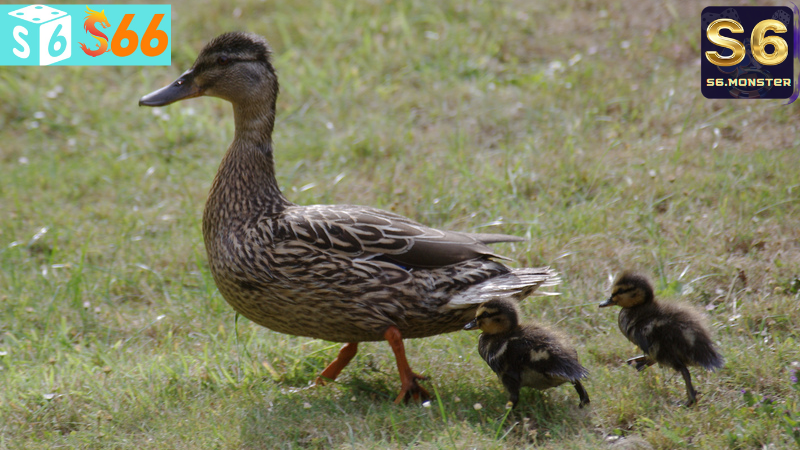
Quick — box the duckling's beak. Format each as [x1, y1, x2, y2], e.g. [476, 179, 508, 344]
[463, 319, 479, 330]
[599, 297, 614, 308]
[139, 69, 203, 107]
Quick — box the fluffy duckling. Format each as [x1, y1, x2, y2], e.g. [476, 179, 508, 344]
[465, 298, 590, 408]
[600, 271, 724, 406]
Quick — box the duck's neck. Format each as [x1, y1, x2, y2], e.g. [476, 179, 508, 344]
[203, 103, 292, 238]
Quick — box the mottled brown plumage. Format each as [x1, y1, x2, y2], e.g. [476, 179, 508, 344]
[465, 298, 589, 408]
[139, 32, 559, 403]
[600, 271, 724, 406]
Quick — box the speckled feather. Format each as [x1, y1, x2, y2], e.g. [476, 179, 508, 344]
[146, 32, 559, 344]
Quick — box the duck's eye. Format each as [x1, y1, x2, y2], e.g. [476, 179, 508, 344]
[218, 55, 230, 66]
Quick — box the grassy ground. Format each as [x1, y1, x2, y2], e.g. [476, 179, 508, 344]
[2, 0, 800, 448]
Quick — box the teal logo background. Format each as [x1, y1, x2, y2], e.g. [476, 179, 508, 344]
[1, 4, 171, 66]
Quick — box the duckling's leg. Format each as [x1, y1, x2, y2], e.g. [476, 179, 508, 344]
[501, 373, 521, 409]
[572, 381, 590, 408]
[384, 326, 429, 404]
[679, 366, 698, 406]
[314, 342, 359, 385]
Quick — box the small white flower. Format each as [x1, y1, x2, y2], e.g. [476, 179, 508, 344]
[325, 121, 334, 130]
[34, 111, 45, 119]
[620, 41, 631, 50]
[18, 157, 29, 164]
[303, 402, 312, 409]
[422, 401, 431, 408]
[473, 403, 482, 410]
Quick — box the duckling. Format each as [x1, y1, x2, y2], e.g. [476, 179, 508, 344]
[599, 271, 724, 406]
[465, 298, 590, 408]
[138, 32, 559, 403]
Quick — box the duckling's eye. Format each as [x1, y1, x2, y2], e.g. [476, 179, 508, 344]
[217, 55, 230, 66]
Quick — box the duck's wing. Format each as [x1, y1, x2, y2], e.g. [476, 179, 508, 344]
[273, 204, 523, 269]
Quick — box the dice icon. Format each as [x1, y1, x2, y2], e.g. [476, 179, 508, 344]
[7, 5, 71, 66]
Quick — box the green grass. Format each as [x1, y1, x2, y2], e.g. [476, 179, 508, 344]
[2, 0, 800, 448]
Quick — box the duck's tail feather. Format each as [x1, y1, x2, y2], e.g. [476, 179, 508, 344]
[447, 266, 560, 307]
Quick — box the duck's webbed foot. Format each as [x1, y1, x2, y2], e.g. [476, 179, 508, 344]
[626, 355, 655, 372]
[394, 370, 430, 404]
[384, 326, 430, 404]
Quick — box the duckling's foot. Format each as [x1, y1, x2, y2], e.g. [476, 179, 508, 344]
[313, 342, 359, 386]
[626, 355, 655, 372]
[384, 326, 430, 404]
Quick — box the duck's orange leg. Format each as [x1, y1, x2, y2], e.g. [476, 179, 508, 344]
[384, 326, 429, 404]
[314, 342, 358, 385]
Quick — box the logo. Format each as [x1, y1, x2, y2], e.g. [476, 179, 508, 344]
[701, 6, 796, 101]
[8, 5, 71, 66]
[79, 7, 111, 57]
[1, 4, 170, 66]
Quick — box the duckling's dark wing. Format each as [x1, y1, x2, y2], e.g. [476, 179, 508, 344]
[275, 204, 521, 269]
[507, 335, 589, 381]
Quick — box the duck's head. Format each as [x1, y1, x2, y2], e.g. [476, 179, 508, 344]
[599, 271, 654, 308]
[464, 298, 519, 334]
[139, 32, 277, 108]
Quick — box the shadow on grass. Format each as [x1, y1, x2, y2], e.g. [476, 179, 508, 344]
[239, 376, 593, 449]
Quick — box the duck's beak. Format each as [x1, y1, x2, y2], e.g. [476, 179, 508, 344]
[463, 319, 479, 330]
[139, 69, 203, 107]
[599, 297, 614, 308]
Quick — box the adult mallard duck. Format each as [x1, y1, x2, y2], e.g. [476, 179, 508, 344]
[465, 298, 589, 408]
[600, 271, 724, 406]
[139, 32, 559, 403]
